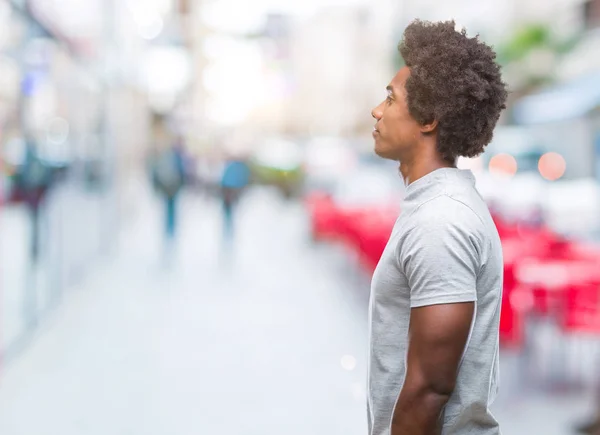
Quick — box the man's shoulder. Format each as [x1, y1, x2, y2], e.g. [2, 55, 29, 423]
[407, 193, 486, 230]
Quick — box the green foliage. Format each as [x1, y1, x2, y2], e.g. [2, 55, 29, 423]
[496, 22, 583, 92]
[497, 24, 552, 64]
[497, 23, 581, 65]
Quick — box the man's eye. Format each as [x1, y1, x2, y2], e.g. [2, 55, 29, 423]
[386, 96, 393, 104]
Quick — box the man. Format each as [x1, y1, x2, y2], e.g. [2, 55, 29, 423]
[367, 20, 508, 435]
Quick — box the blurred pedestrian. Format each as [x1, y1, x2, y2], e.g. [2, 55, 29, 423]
[367, 20, 508, 435]
[219, 156, 250, 240]
[12, 137, 54, 328]
[151, 137, 187, 248]
[13, 138, 53, 262]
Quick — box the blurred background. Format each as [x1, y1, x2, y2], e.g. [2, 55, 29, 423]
[0, 0, 600, 434]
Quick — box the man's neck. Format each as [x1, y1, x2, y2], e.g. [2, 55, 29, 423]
[398, 149, 456, 187]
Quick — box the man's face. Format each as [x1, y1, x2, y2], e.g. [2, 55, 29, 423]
[371, 67, 421, 161]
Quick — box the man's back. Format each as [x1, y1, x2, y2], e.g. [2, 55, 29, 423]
[367, 168, 503, 434]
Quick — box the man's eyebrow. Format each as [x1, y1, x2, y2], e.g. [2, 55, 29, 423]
[386, 85, 394, 96]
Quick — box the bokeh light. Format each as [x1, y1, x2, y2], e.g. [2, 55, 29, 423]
[340, 355, 357, 371]
[538, 152, 566, 181]
[489, 153, 518, 176]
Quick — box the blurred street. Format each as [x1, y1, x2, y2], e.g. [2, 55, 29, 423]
[0, 185, 373, 435]
[0, 185, 595, 435]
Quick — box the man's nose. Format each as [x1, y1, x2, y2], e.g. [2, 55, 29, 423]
[371, 105, 382, 120]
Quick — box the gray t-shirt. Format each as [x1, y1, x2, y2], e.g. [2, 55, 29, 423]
[367, 168, 503, 435]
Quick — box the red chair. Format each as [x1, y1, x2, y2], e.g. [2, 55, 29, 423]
[562, 282, 600, 333]
[334, 204, 398, 270]
[498, 227, 573, 348]
[500, 285, 533, 349]
[357, 218, 395, 273]
[550, 282, 600, 386]
[305, 193, 341, 241]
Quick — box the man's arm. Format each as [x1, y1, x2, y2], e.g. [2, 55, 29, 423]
[390, 301, 474, 435]
[392, 200, 484, 434]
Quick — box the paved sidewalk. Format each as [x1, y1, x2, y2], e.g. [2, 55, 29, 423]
[0, 188, 370, 435]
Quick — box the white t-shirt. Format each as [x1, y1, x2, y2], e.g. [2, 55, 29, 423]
[367, 168, 503, 435]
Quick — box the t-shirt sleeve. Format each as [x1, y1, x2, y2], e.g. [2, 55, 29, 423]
[399, 202, 483, 308]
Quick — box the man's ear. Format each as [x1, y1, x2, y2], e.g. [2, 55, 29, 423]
[420, 119, 438, 134]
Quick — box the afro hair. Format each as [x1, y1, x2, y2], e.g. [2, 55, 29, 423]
[399, 20, 508, 162]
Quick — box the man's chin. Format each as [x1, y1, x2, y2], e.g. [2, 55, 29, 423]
[374, 144, 398, 161]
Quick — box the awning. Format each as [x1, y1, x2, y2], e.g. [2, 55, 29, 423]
[512, 73, 600, 125]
